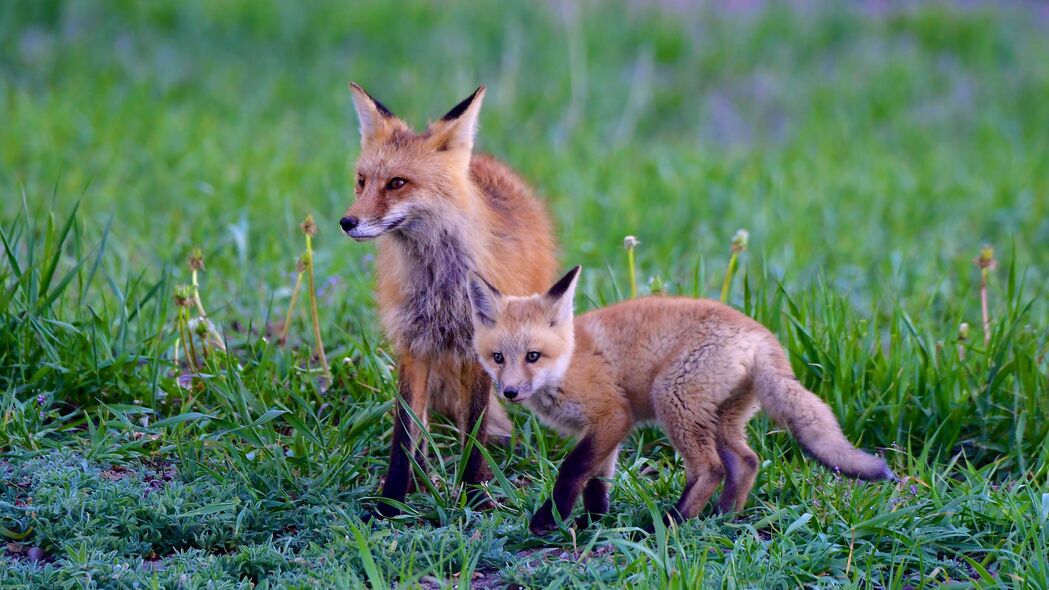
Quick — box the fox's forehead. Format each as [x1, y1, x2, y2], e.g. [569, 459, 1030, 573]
[475, 295, 565, 355]
[355, 126, 451, 170]
[499, 295, 549, 324]
[478, 325, 533, 357]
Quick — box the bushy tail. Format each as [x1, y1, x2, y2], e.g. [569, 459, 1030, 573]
[754, 343, 895, 481]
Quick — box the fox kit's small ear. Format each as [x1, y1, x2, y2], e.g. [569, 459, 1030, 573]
[427, 86, 486, 153]
[545, 266, 581, 326]
[467, 272, 502, 328]
[349, 82, 399, 147]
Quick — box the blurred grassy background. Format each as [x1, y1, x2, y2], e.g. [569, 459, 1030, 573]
[2, 1, 1048, 587]
[3, 0, 1047, 303]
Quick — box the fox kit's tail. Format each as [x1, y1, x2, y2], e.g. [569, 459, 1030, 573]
[753, 341, 895, 481]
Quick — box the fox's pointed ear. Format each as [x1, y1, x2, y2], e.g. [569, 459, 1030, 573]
[426, 86, 486, 153]
[467, 272, 502, 328]
[545, 266, 581, 326]
[349, 82, 400, 147]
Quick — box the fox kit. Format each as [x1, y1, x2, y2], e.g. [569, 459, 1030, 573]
[468, 267, 894, 534]
[340, 84, 558, 516]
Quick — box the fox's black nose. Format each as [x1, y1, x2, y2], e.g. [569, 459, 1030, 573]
[339, 216, 359, 232]
[503, 388, 519, 400]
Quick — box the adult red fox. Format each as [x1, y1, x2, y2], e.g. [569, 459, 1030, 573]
[340, 84, 558, 516]
[467, 267, 894, 534]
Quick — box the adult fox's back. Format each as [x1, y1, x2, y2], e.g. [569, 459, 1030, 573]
[469, 153, 558, 290]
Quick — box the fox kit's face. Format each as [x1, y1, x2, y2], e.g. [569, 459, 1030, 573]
[340, 84, 485, 241]
[468, 267, 582, 403]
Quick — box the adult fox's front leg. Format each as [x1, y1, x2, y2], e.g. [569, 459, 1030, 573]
[461, 362, 494, 507]
[377, 354, 430, 518]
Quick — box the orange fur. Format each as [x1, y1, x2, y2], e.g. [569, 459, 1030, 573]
[341, 84, 557, 516]
[469, 267, 894, 533]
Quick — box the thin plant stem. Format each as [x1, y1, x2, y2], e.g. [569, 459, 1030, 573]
[191, 268, 208, 319]
[189, 249, 208, 318]
[280, 267, 304, 348]
[720, 252, 739, 304]
[975, 245, 996, 349]
[183, 312, 200, 371]
[980, 268, 991, 348]
[195, 321, 210, 362]
[721, 229, 748, 305]
[173, 335, 181, 367]
[627, 247, 637, 299]
[305, 234, 331, 381]
[624, 236, 639, 299]
[177, 307, 194, 371]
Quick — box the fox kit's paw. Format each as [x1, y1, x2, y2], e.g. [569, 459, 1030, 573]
[528, 500, 559, 536]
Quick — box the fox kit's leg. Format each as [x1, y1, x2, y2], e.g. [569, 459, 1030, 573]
[461, 362, 494, 505]
[378, 353, 431, 517]
[577, 446, 619, 527]
[659, 413, 722, 523]
[530, 412, 629, 535]
[653, 344, 753, 523]
[715, 394, 760, 514]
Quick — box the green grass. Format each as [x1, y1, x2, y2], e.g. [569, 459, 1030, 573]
[2, 1, 1048, 587]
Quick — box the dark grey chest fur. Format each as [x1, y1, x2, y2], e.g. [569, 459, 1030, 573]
[526, 387, 587, 435]
[390, 225, 476, 358]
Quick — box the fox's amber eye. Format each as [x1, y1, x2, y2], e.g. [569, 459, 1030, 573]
[386, 177, 407, 190]
[526, 351, 541, 363]
[356, 173, 365, 189]
[492, 352, 504, 365]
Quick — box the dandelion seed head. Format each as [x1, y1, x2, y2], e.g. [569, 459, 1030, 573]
[974, 245, 997, 270]
[731, 229, 749, 254]
[300, 215, 317, 237]
[188, 248, 205, 271]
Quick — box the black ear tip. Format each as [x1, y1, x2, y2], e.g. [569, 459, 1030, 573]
[480, 276, 501, 296]
[547, 266, 582, 299]
[468, 273, 501, 297]
[349, 83, 394, 118]
[441, 86, 486, 122]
